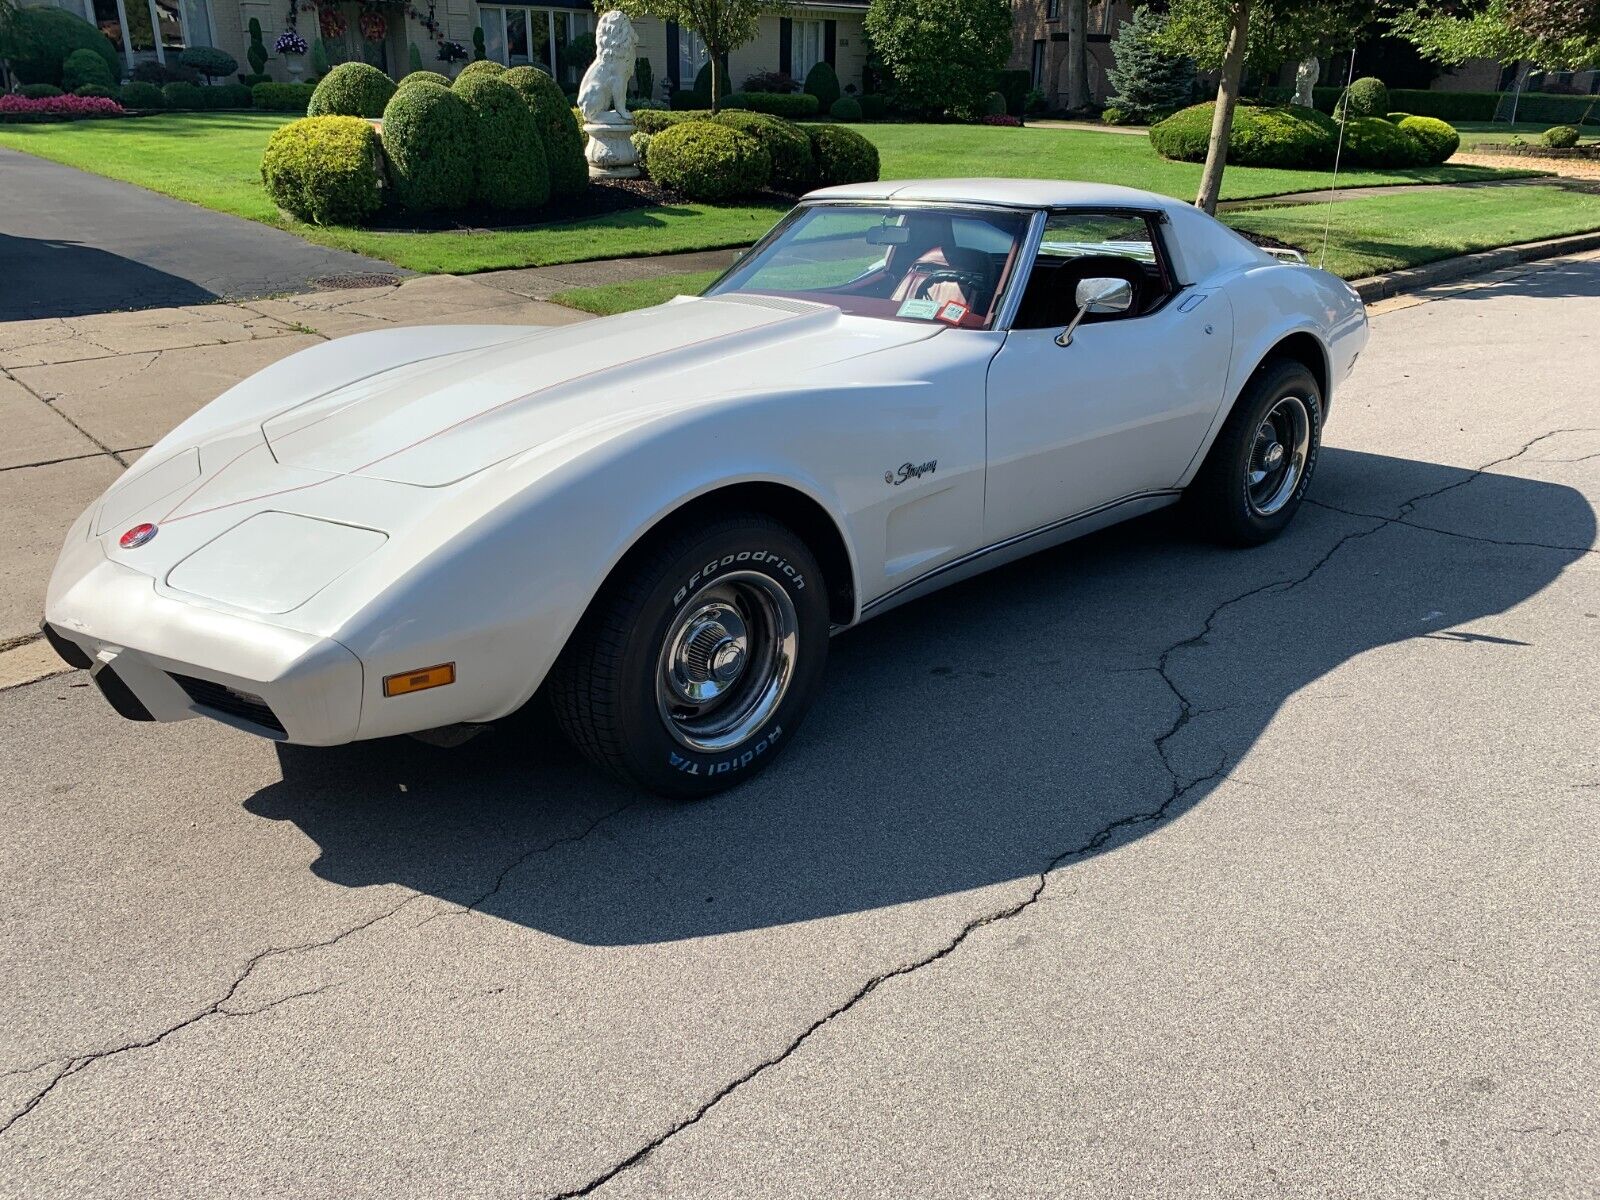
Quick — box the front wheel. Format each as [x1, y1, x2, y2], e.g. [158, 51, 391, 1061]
[549, 514, 829, 798]
[1186, 358, 1323, 545]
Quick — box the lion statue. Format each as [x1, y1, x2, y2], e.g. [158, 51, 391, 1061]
[578, 9, 638, 126]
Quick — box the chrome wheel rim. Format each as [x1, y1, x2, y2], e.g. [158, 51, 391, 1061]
[655, 570, 798, 753]
[1247, 395, 1312, 517]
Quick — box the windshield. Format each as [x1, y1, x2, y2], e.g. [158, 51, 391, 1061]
[704, 203, 1033, 331]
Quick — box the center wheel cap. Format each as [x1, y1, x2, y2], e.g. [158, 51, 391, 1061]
[1262, 441, 1285, 470]
[667, 604, 750, 705]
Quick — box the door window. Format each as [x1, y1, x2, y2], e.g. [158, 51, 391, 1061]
[1014, 211, 1174, 331]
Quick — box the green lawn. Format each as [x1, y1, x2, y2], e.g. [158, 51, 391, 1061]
[0, 112, 1547, 276]
[552, 184, 1600, 314]
[1454, 120, 1600, 148]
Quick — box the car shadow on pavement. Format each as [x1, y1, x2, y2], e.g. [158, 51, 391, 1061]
[0, 232, 220, 320]
[247, 448, 1595, 945]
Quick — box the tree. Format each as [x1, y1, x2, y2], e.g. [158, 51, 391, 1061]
[599, 0, 790, 113]
[1155, 0, 1368, 214]
[1390, 0, 1600, 72]
[863, 0, 1013, 121]
[1105, 8, 1195, 123]
[1064, 0, 1089, 111]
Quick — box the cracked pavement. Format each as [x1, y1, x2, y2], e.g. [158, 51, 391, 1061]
[1, 254, 1596, 1197]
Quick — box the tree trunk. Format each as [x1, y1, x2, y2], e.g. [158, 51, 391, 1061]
[709, 45, 721, 114]
[1194, 0, 1251, 215]
[1065, 0, 1090, 111]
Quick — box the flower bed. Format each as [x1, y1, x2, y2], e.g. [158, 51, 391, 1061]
[0, 93, 125, 122]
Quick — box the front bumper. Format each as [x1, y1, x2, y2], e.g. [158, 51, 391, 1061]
[45, 555, 364, 746]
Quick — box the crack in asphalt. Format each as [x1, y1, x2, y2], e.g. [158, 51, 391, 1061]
[3, 365, 132, 469]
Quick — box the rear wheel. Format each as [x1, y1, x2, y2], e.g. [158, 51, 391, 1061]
[1186, 358, 1322, 545]
[549, 514, 829, 798]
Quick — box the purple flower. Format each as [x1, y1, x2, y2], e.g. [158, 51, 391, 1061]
[273, 29, 308, 55]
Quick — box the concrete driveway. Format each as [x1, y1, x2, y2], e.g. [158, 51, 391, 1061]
[0, 148, 405, 321]
[0, 255, 1595, 1197]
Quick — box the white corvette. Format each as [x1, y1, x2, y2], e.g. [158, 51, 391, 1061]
[44, 179, 1368, 796]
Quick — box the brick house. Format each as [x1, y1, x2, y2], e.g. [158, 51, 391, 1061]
[14, 0, 870, 99]
[1008, 0, 1133, 109]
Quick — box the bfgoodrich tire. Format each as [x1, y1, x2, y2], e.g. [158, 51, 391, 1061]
[549, 514, 829, 798]
[1187, 358, 1323, 545]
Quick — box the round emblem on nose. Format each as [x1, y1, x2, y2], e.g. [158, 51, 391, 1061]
[120, 522, 158, 549]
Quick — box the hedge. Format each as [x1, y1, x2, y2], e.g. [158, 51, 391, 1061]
[252, 82, 316, 113]
[119, 81, 166, 110]
[18, 84, 63, 99]
[727, 91, 819, 118]
[62, 48, 114, 92]
[261, 115, 384, 225]
[381, 79, 476, 211]
[308, 61, 396, 119]
[1340, 116, 1426, 168]
[503, 65, 587, 198]
[455, 71, 550, 210]
[72, 84, 118, 99]
[712, 110, 814, 192]
[1151, 102, 1337, 168]
[807, 123, 880, 187]
[995, 68, 1031, 117]
[648, 121, 771, 200]
[0, 7, 120, 87]
[1261, 84, 1600, 126]
[859, 94, 889, 120]
[1397, 115, 1459, 164]
[202, 82, 254, 109]
[635, 108, 702, 133]
[803, 61, 840, 111]
[161, 81, 206, 111]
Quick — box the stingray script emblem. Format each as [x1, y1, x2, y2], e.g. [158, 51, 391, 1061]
[885, 460, 938, 487]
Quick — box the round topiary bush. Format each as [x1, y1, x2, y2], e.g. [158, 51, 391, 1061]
[1101, 106, 1130, 126]
[62, 47, 114, 92]
[503, 65, 587, 198]
[454, 71, 550, 210]
[1386, 112, 1413, 124]
[1342, 76, 1389, 118]
[119, 81, 165, 109]
[1341, 115, 1426, 168]
[0, 7, 120, 87]
[455, 59, 506, 83]
[980, 90, 1007, 117]
[261, 115, 384, 225]
[1398, 115, 1459, 165]
[178, 46, 238, 82]
[829, 95, 863, 121]
[1543, 124, 1580, 148]
[18, 83, 64, 99]
[807, 123, 880, 187]
[803, 60, 841, 111]
[309, 61, 397, 119]
[398, 69, 451, 91]
[73, 84, 118, 99]
[381, 80, 476, 212]
[1150, 102, 1337, 168]
[161, 81, 205, 110]
[712, 109, 814, 192]
[648, 121, 772, 201]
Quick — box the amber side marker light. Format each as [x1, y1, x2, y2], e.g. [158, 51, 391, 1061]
[384, 663, 456, 697]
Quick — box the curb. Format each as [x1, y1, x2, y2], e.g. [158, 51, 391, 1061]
[1353, 229, 1600, 301]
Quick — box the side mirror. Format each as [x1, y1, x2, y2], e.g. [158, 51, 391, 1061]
[1056, 276, 1136, 347]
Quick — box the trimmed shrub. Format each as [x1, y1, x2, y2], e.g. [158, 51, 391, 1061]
[1151, 102, 1337, 168]
[804, 61, 841, 111]
[1101, 106, 1130, 125]
[743, 70, 797, 95]
[456, 58, 506, 83]
[161, 81, 206, 110]
[1385, 112, 1412, 124]
[995, 68, 1031, 116]
[18, 84, 64, 99]
[252, 82, 315, 112]
[261, 115, 383, 225]
[688, 59, 734, 108]
[1398, 115, 1459, 164]
[409, 42, 424, 73]
[247, 17, 269, 75]
[635, 107, 702, 133]
[635, 56, 655, 103]
[0, 7, 120, 87]
[648, 121, 771, 200]
[381, 80, 476, 211]
[830, 96, 862, 121]
[730, 90, 819, 119]
[131, 60, 199, 85]
[239, 74, 272, 87]
[63, 48, 114, 92]
[631, 129, 652, 173]
[712, 109, 814, 192]
[1338, 76, 1389, 120]
[119, 81, 166, 109]
[472, 24, 486, 60]
[1341, 115, 1425, 168]
[979, 90, 1006, 117]
[179, 46, 238, 82]
[859, 93, 889, 120]
[454, 71, 550, 210]
[807, 122, 879, 187]
[398, 69, 451, 91]
[1544, 124, 1580, 148]
[503, 65, 586, 198]
[73, 84, 118, 99]
[309, 61, 397, 118]
[204, 82, 254, 109]
[310, 37, 331, 78]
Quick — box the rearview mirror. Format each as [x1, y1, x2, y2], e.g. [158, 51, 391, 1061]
[1056, 276, 1136, 347]
[865, 224, 911, 246]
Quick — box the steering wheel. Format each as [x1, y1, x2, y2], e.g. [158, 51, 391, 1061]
[910, 268, 988, 303]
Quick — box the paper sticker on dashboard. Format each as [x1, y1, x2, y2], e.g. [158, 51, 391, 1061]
[895, 298, 939, 320]
[936, 301, 968, 325]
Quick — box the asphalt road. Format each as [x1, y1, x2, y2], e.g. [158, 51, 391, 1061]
[0, 148, 403, 321]
[1, 257, 1596, 1198]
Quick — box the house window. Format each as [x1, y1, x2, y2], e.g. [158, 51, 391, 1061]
[480, 6, 596, 85]
[1031, 38, 1045, 90]
[678, 26, 708, 87]
[1046, 0, 1061, 18]
[791, 18, 824, 82]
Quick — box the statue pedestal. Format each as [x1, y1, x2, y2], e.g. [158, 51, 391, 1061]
[585, 120, 640, 179]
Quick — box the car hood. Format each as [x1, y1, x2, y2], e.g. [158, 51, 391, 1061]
[258, 295, 941, 488]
